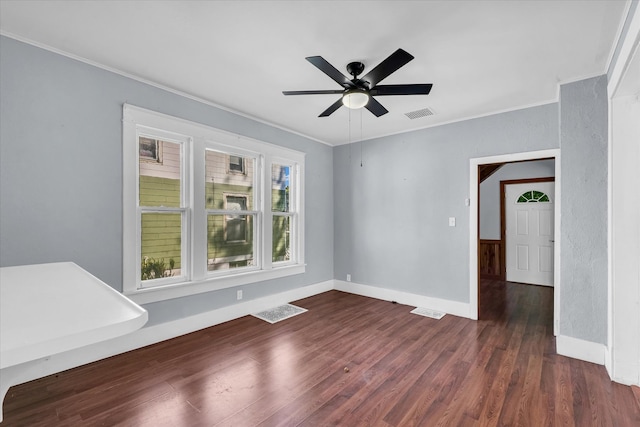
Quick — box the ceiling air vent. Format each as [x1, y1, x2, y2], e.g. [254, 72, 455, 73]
[405, 107, 435, 120]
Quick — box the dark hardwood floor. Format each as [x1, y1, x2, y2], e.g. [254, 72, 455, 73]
[3, 280, 639, 426]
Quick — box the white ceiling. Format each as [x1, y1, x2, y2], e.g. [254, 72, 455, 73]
[0, 1, 629, 146]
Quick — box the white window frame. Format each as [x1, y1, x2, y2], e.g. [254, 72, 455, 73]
[123, 104, 305, 304]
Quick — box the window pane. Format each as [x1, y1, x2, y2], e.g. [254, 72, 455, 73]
[139, 138, 181, 208]
[141, 212, 182, 280]
[208, 214, 254, 271]
[205, 150, 254, 210]
[272, 215, 291, 262]
[272, 164, 291, 212]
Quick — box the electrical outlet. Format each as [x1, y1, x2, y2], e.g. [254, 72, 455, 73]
[237, 290, 243, 300]
[346, 274, 351, 282]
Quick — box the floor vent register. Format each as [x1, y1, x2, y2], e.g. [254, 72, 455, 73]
[253, 304, 308, 324]
[410, 307, 446, 320]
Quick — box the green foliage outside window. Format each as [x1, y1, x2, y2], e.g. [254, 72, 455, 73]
[141, 256, 175, 281]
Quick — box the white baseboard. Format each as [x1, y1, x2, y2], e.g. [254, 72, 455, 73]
[7, 280, 334, 388]
[604, 344, 613, 377]
[611, 359, 640, 386]
[556, 334, 605, 365]
[333, 280, 471, 319]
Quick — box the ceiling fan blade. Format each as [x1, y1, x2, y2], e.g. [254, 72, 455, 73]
[365, 98, 389, 117]
[306, 56, 356, 88]
[369, 84, 432, 96]
[360, 48, 414, 88]
[319, 98, 344, 117]
[283, 89, 345, 95]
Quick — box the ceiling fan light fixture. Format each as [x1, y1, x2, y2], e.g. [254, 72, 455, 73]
[342, 89, 370, 109]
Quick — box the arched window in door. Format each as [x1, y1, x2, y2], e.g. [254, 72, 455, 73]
[516, 190, 550, 203]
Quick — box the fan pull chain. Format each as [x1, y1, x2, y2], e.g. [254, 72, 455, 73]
[360, 109, 363, 167]
[348, 107, 352, 162]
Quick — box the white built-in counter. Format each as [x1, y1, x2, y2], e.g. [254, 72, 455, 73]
[0, 262, 148, 422]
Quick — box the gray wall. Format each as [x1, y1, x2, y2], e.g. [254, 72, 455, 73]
[334, 104, 560, 303]
[559, 75, 608, 344]
[479, 159, 555, 240]
[0, 36, 334, 326]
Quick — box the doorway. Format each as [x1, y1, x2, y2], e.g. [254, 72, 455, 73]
[469, 149, 561, 336]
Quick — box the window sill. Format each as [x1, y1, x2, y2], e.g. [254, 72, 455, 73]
[124, 264, 306, 305]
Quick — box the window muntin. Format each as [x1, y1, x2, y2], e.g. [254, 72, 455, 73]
[123, 104, 305, 303]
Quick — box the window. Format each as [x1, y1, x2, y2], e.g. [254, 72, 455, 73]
[517, 190, 550, 203]
[229, 155, 244, 173]
[139, 137, 161, 162]
[123, 105, 305, 304]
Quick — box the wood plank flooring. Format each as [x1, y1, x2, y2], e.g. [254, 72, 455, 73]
[3, 280, 639, 426]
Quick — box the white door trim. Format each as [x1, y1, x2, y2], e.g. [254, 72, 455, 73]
[606, 2, 640, 385]
[469, 148, 561, 337]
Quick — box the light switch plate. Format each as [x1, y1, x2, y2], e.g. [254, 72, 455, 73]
[449, 217, 456, 227]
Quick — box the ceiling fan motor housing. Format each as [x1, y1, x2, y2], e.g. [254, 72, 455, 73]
[346, 61, 366, 79]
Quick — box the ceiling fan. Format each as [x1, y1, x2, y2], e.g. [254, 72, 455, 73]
[283, 48, 432, 117]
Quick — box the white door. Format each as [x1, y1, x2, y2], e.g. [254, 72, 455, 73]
[505, 181, 554, 286]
